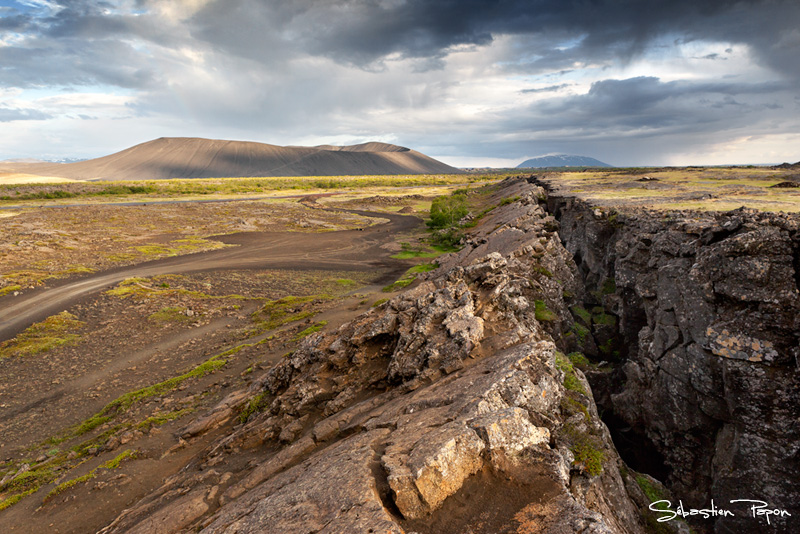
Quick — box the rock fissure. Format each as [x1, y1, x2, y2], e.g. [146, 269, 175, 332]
[534, 175, 800, 533]
[96, 176, 799, 534]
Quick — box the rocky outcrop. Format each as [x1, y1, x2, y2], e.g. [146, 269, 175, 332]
[544, 188, 800, 533]
[100, 180, 648, 534]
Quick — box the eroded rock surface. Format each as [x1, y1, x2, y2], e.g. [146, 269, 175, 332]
[100, 180, 647, 534]
[547, 189, 800, 533]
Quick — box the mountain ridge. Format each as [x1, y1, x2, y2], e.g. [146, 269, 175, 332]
[518, 154, 612, 168]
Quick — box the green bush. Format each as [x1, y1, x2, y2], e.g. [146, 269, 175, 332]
[429, 227, 462, 249]
[429, 193, 468, 228]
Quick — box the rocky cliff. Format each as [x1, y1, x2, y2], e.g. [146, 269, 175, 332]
[99, 179, 654, 533]
[98, 176, 800, 533]
[540, 182, 800, 533]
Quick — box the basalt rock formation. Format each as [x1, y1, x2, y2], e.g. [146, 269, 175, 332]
[540, 183, 800, 533]
[98, 176, 799, 534]
[99, 180, 654, 534]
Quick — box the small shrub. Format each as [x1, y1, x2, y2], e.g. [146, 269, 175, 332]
[429, 193, 468, 228]
[429, 227, 463, 249]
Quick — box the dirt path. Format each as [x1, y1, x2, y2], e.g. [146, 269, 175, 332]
[0, 209, 419, 343]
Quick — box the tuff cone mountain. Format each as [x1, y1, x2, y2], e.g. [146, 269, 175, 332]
[13, 138, 463, 180]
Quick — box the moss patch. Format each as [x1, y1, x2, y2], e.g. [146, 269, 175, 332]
[555, 352, 587, 395]
[106, 277, 247, 301]
[0, 284, 22, 297]
[593, 311, 617, 327]
[382, 263, 437, 292]
[391, 242, 441, 259]
[293, 321, 328, 341]
[534, 300, 557, 322]
[570, 434, 605, 476]
[239, 392, 269, 423]
[0, 311, 84, 359]
[251, 294, 331, 333]
[601, 278, 617, 295]
[571, 322, 590, 343]
[45, 449, 136, 501]
[148, 306, 195, 324]
[571, 306, 592, 326]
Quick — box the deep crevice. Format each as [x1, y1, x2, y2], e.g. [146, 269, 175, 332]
[600, 410, 670, 481]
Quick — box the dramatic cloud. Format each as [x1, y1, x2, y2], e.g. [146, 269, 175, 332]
[0, 0, 798, 165]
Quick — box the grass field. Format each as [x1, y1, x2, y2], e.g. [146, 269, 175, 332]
[0, 173, 510, 207]
[541, 167, 800, 212]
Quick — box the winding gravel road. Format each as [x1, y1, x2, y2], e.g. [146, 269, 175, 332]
[0, 209, 420, 343]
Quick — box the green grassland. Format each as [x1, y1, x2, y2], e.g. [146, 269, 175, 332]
[545, 167, 800, 212]
[0, 174, 509, 207]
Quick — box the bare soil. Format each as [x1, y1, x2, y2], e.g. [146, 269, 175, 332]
[0, 196, 429, 533]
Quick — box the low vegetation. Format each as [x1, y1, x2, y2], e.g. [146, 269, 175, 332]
[148, 306, 195, 324]
[390, 242, 441, 259]
[2, 266, 95, 288]
[0, 174, 504, 206]
[540, 167, 800, 212]
[0, 284, 22, 297]
[382, 263, 437, 292]
[44, 449, 137, 502]
[106, 277, 247, 301]
[239, 392, 269, 424]
[564, 424, 606, 477]
[251, 295, 331, 333]
[292, 321, 328, 341]
[534, 300, 557, 322]
[0, 311, 84, 359]
[555, 352, 587, 395]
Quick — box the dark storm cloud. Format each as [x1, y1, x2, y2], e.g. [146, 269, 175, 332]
[0, 12, 31, 31]
[0, 38, 157, 88]
[189, 0, 800, 78]
[437, 75, 796, 164]
[507, 77, 793, 136]
[2, 0, 798, 89]
[0, 1, 178, 89]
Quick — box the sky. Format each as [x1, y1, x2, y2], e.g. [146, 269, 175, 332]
[0, 0, 799, 167]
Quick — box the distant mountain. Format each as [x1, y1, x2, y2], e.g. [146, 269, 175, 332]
[517, 154, 612, 168]
[774, 161, 800, 170]
[7, 138, 463, 181]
